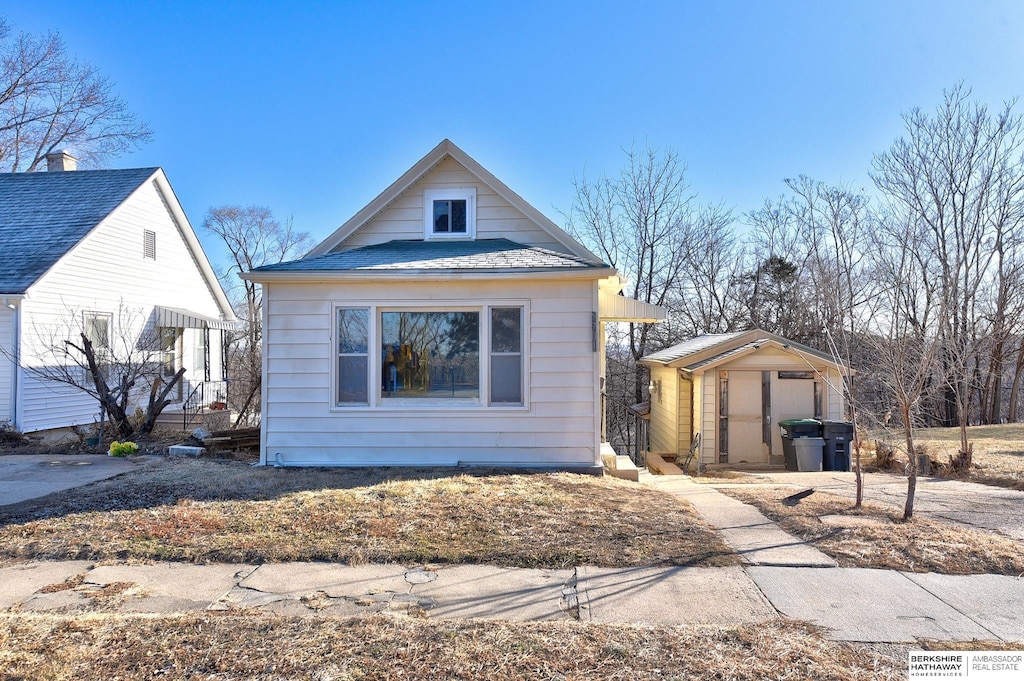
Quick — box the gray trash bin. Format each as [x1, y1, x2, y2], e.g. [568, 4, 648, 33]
[778, 418, 822, 471]
[793, 437, 824, 472]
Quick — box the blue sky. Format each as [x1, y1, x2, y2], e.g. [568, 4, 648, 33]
[8, 1, 1024, 262]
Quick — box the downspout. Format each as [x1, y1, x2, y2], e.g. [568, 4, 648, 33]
[3, 297, 21, 429]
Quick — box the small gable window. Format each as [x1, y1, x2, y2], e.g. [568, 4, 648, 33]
[424, 188, 476, 239]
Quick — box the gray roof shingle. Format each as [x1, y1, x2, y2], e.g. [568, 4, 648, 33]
[642, 332, 748, 364]
[252, 238, 610, 274]
[0, 168, 157, 294]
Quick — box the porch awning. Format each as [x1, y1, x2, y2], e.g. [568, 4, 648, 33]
[598, 294, 667, 323]
[156, 306, 235, 330]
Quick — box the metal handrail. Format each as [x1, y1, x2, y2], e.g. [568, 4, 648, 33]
[181, 379, 228, 429]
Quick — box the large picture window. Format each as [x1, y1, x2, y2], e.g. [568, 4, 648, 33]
[337, 308, 369, 404]
[333, 304, 526, 409]
[381, 311, 479, 399]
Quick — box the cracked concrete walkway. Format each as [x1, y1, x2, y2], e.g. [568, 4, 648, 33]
[1, 559, 1022, 643]
[0, 560, 777, 628]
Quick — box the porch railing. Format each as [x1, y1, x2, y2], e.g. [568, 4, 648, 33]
[181, 379, 229, 429]
[605, 394, 649, 468]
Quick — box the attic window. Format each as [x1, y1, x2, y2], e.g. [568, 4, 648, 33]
[424, 188, 476, 239]
[143, 229, 157, 260]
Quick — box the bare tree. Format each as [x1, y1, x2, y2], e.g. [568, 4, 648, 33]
[564, 143, 698, 399]
[872, 84, 1024, 466]
[782, 177, 874, 506]
[202, 206, 313, 425]
[867, 211, 949, 520]
[22, 303, 183, 439]
[0, 18, 151, 171]
[671, 204, 742, 336]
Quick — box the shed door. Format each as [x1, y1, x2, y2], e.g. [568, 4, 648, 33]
[770, 373, 818, 459]
[727, 371, 769, 463]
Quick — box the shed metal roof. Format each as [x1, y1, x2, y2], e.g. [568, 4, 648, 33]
[0, 168, 157, 294]
[641, 332, 747, 364]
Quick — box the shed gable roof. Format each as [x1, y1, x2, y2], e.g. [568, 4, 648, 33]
[0, 168, 157, 294]
[641, 329, 845, 372]
[306, 139, 601, 262]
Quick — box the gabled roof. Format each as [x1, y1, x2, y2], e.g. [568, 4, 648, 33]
[246, 238, 612, 279]
[641, 329, 846, 372]
[0, 168, 235, 322]
[306, 139, 601, 262]
[642, 332, 747, 364]
[0, 168, 158, 294]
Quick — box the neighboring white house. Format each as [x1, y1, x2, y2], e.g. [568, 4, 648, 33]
[640, 330, 848, 469]
[243, 139, 664, 471]
[0, 152, 236, 435]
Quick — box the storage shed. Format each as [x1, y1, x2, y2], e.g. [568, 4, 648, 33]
[639, 330, 848, 469]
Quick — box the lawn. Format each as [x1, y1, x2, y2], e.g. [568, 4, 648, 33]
[0, 612, 907, 681]
[910, 424, 1024, 490]
[0, 457, 737, 568]
[721, 487, 1024, 575]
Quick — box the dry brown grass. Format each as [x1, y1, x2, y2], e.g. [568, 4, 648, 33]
[0, 612, 906, 680]
[722, 487, 1024, 575]
[867, 424, 1024, 489]
[911, 424, 1024, 491]
[0, 458, 736, 569]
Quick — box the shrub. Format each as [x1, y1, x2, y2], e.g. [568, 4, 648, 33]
[108, 440, 139, 457]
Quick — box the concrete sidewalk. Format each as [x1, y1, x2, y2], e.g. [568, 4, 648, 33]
[746, 470, 1024, 540]
[1, 559, 1022, 643]
[652, 476, 837, 567]
[0, 560, 777, 628]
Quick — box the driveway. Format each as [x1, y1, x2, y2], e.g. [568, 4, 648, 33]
[739, 470, 1024, 540]
[0, 454, 138, 507]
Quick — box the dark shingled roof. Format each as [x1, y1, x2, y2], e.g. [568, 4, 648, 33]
[0, 168, 157, 294]
[252, 238, 610, 274]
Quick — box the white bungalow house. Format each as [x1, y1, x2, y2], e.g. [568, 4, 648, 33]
[0, 152, 236, 436]
[243, 139, 664, 471]
[640, 330, 848, 470]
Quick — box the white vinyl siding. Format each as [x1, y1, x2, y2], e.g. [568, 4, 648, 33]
[0, 306, 13, 424]
[337, 158, 570, 253]
[17, 179, 228, 432]
[262, 278, 599, 467]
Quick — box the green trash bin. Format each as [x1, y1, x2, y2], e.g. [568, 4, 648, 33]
[778, 419, 822, 471]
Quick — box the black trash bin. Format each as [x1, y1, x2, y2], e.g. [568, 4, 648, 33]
[822, 420, 854, 471]
[778, 418, 822, 471]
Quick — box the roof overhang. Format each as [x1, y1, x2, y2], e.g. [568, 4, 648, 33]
[241, 267, 617, 284]
[156, 306, 236, 330]
[598, 294, 666, 323]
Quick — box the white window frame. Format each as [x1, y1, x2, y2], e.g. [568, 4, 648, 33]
[330, 300, 529, 413]
[488, 306, 524, 406]
[423, 187, 476, 240]
[335, 306, 371, 407]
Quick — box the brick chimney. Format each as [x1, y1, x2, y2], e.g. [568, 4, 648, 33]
[45, 150, 78, 172]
